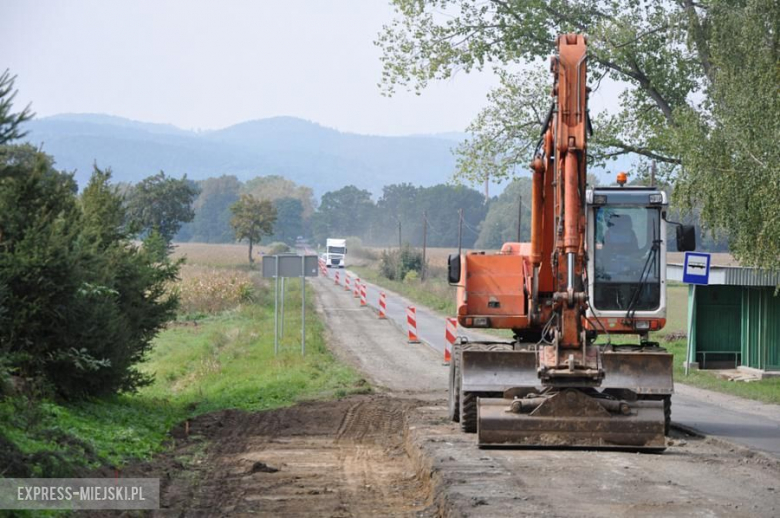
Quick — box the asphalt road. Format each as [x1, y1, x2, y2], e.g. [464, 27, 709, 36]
[320, 265, 780, 459]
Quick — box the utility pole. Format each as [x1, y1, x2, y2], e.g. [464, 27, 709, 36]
[395, 216, 402, 281]
[484, 173, 489, 203]
[517, 197, 523, 242]
[457, 208, 464, 256]
[421, 211, 428, 281]
[651, 161, 657, 187]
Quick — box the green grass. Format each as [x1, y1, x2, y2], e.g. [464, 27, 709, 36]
[1, 277, 365, 478]
[351, 265, 456, 315]
[666, 339, 780, 404]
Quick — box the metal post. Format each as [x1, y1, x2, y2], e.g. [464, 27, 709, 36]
[517, 197, 523, 242]
[274, 255, 279, 355]
[301, 255, 306, 356]
[280, 277, 285, 338]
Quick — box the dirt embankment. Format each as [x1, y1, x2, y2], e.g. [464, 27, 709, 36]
[96, 395, 435, 517]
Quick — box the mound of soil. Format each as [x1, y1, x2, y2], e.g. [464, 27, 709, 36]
[95, 395, 434, 517]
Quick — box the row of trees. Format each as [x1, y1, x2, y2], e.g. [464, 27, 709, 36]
[170, 172, 727, 253]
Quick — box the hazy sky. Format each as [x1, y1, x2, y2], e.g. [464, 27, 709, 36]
[1, 0, 623, 136]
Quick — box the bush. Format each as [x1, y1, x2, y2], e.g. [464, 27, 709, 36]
[268, 242, 290, 254]
[379, 244, 424, 281]
[403, 270, 419, 283]
[345, 237, 378, 260]
[0, 147, 179, 398]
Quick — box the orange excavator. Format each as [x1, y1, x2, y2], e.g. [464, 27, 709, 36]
[447, 34, 696, 449]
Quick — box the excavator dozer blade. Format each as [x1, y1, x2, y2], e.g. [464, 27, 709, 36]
[601, 351, 674, 395]
[477, 391, 666, 450]
[461, 350, 539, 393]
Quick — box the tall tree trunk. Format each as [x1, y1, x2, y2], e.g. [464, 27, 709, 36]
[248, 238, 254, 264]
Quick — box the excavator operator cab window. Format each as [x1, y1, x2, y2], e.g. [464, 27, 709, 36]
[593, 206, 661, 311]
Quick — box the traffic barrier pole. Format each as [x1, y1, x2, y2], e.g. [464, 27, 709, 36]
[378, 292, 387, 319]
[345, 274, 351, 291]
[360, 282, 367, 307]
[334, 271, 340, 285]
[407, 306, 420, 343]
[353, 277, 361, 298]
[444, 317, 457, 364]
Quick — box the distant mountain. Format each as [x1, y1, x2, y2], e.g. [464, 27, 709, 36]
[22, 114, 463, 196]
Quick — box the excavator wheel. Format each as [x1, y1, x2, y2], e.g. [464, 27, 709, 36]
[455, 342, 515, 433]
[447, 342, 462, 422]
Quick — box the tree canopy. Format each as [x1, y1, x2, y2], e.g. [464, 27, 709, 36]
[125, 171, 199, 244]
[378, 0, 780, 269]
[230, 194, 277, 263]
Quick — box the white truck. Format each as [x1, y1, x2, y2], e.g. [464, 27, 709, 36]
[324, 238, 347, 268]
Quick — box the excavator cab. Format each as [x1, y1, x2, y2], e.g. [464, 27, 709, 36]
[586, 187, 669, 335]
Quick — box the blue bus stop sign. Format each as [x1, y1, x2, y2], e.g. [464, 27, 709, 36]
[683, 252, 711, 285]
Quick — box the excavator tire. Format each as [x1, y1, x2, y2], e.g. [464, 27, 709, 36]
[664, 395, 672, 436]
[460, 392, 478, 433]
[447, 342, 461, 422]
[456, 342, 515, 433]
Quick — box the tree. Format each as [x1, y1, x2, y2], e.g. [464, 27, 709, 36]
[0, 69, 33, 146]
[0, 149, 179, 398]
[243, 175, 316, 219]
[230, 194, 277, 263]
[476, 178, 533, 249]
[313, 186, 375, 243]
[125, 171, 199, 245]
[178, 175, 242, 243]
[271, 197, 305, 244]
[377, 0, 780, 268]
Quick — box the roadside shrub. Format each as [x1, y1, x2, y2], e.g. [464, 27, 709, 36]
[379, 244, 424, 281]
[268, 242, 290, 254]
[403, 270, 419, 283]
[0, 147, 179, 398]
[346, 237, 378, 261]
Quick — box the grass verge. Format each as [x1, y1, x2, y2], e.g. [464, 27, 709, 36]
[1, 277, 366, 478]
[665, 340, 780, 404]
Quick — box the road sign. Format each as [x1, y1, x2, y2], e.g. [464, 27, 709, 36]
[262, 255, 319, 278]
[682, 252, 710, 285]
[261, 254, 319, 357]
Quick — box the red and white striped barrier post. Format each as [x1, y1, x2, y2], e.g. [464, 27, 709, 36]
[334, 271, 340, 285]
[444, 317, 457, 364]
[378, 292, 387, 319]
[344, 274, 351, 291]
[360, 282, 367, 307]
[353, 277, 361, 298]
[407, 306, 420, 343]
